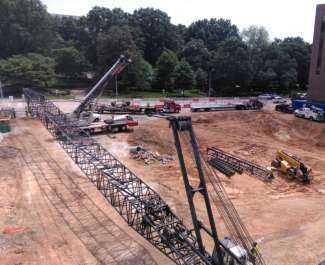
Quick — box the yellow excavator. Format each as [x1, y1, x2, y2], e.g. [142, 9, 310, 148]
[271, 150, 312, 183]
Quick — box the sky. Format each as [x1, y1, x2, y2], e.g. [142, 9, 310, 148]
[42, 0, 325, 43]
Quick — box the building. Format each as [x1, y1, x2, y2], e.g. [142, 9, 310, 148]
[308, 4, 325, 103]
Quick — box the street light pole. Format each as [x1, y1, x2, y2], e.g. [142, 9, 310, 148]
[115, 75, 118, 100]
[0, 81, 3, 99]
[208, 70, 212, 97]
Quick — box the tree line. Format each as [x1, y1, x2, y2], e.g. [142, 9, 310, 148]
[0, 0, 311, 96]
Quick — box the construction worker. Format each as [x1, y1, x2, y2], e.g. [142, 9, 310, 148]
[250, 241, 259, 264]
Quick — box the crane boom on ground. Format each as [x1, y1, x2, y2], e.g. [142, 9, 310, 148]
[73, 55, 131, 117]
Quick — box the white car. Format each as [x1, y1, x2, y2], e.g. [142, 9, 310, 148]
[273, 97, 287, 104]
[294, 107, 325, 121]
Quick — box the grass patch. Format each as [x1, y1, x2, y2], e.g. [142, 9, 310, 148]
[103, 89, 203, 98]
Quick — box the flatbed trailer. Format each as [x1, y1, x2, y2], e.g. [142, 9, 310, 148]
[96, 100, 181, 115]
[96, 104, 157, 115]
[191, 103, 237, 112]
[191, 99, 263, 112]
[80, 121, 129, 134]
[96, 105, 132, 114]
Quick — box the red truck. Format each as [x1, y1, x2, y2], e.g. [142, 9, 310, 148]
[96, 99, 181, 115]
[154, 100, 181, 113]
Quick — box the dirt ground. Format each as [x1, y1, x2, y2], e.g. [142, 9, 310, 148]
[0, 119, 170, 265]
[1, 104, 325, 265]
[96, 108, 325, 265]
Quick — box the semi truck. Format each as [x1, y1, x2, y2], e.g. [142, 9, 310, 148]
[96, 99, 181, 115]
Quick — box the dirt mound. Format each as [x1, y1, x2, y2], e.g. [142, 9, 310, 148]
[193, 111, 257, 124]
[128, 126, 175, 155]
[194, 110, 325, 148]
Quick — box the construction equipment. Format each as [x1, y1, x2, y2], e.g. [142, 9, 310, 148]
[207, 147, 273, 182]
[24, 88, 218, 265]
[67, 55, 134, 134]
[271, 150, 312, 183]
[169, 116, 266, 265]
[96, 99, 181, 115]
[79, 115, 138, 134]
[72, 55, 131, 118]
[25, 88, 267, 265]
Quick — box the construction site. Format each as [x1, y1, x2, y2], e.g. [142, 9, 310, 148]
[0, 55, 325, 265]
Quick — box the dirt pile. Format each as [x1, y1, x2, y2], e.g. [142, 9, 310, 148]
[128, 123, 175, 155]
[193, 110, 325, 149]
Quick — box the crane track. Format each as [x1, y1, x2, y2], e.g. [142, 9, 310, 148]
[15, 130, 157, 265]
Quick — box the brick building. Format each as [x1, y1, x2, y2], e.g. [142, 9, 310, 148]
[308, 4, 325, 103]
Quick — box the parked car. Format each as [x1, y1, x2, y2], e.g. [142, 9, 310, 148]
[273, 96, 287, 104]
[294, 107, 325, 121]
[258, 94, 274, 100]
[275, 104, 293, 113]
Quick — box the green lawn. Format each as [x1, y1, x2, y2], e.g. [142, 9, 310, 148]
[104, 89, 203, 98]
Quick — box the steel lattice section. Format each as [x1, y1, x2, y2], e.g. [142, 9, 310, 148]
[23, 88, 214, 265]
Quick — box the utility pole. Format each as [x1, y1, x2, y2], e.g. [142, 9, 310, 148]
[0, 81, 3, 99]
[115, 75, 118, 100]
[208, 70, 212, 97]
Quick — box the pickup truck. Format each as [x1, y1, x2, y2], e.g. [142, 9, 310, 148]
[294, 107, 325, 121]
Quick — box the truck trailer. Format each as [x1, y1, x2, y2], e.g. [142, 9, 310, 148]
[190, 99, 263, 112]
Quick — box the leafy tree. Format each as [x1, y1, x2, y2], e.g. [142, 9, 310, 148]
[53, 47, 89, 78]
[0, 2, 312, 94]
[54, 16, 91, 49]
[212, 37, 250, 87]
[259, 42, 298, 90]
[173, 59, 196, 91]
[195, 68, 208, 92]
[97, 25, 153, 91]
[279, 37, 310, 88]
[180, 39, 211, 71]
[84, 7, 129, 67]
[241, 26, 270, 86]
[86, 7, 129, 35]
[0, 53, 56, 87]
[131, 8, 180, 64]
[186, 19, 239, 50]
[133, 58, 154, 90]
[97, 26, 139, 72]
[155, 50, 179, 90]
[0, 0, 54, 58]
[242, 25, 270, 49]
